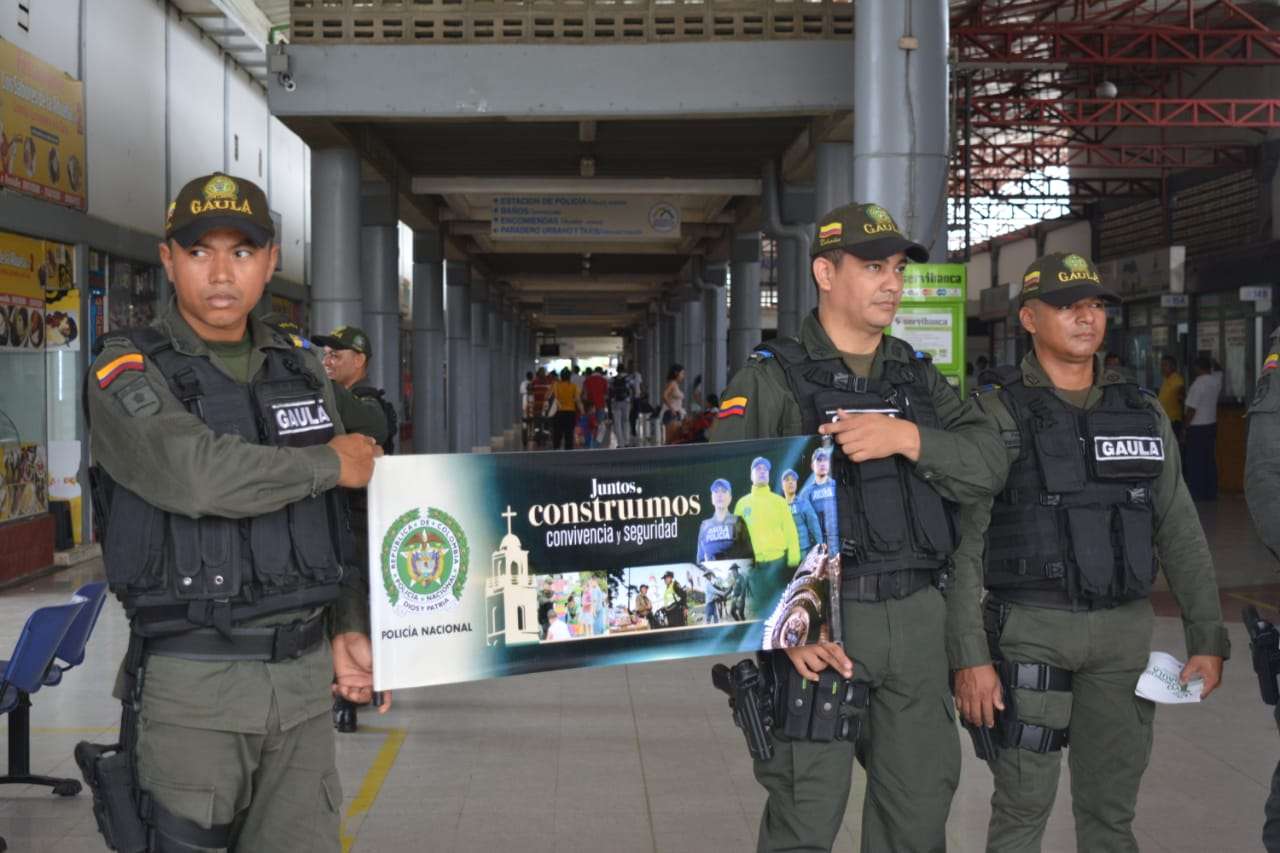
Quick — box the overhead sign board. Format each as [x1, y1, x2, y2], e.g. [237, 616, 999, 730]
[1160, 293, 1189, 308]
[491, 195, 682, 242]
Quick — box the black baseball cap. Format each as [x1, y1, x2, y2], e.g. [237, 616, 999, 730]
[811, 202, 929, 263]
[1020, 252, 1120, 307]
[312, 325, 371, 355]
[166, 172, 274, 248]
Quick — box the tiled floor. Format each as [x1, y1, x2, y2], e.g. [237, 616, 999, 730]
[2, 494, 1278, 852]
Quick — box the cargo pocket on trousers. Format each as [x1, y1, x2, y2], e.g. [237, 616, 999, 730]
[321, 768, 343, 816]
[139, 776, 217, 832]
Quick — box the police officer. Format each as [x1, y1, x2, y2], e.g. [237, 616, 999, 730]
[950, 252, 1228, 853]
[84, 173, 387, 852]
[1244, 330, 1280, 852]
[711, 202, 1006, 852]
[311, 325, 393, 733]
[780, 468, 822, 555]
[696, 478, 751, 563]
[799, 445, 839, 554]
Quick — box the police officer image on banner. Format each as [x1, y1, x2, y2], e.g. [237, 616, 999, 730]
[1244, 330, 1280, 852]
[79, 172, 387, 853]
[311, 324, 394, 734]
[696, 478, 752, 564]
[800, 445, 839, 555]
[710, 202, 1006, 852]
[780, 467, 822, 556]
[951, 252, 1229, 853]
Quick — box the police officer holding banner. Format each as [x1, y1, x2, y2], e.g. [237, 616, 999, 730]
[79, 172, 388, 852]
[711, 202, 1007, 852]
[1244, 327, 1280, 852]
[311, 324, 394, 733]
[951, 252, 1228, 853]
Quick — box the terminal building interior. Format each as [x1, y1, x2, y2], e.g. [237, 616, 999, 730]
[2, 0, 1280, 850]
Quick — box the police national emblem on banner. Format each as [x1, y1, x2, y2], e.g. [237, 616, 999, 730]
[367, 437, 842, 691]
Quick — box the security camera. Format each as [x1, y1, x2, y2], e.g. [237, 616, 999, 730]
[278, 72, 296, 93]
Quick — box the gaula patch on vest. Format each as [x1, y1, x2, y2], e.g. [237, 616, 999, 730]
[1093, 435, 1164, 462]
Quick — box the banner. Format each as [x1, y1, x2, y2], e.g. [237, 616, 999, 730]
[370, 437, 842, 691]
[893, 263, 967, 392]
[0, 40, 86, 210]
[0, 230, 75, 351]
[0, 441, 47, 523]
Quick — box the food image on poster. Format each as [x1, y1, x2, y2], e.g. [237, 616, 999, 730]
[370, 436, 841, 691]
[67, 155, 81, 193]
[47, 148, 59, 184]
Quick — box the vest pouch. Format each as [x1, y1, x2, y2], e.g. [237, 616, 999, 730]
[290, 494, 342, 582]
[102, 487, 165, 591]
[249, 508, 293, 588]
[1115, 506, 1156, 599]
[168, 515, 242, 600]
[1064, 506, 1118, 599]
[903, 469, 958, 556]
[856, 458, 909, 555]
[1033, 427, 1088, 494]
[984, 503, 1063, 586]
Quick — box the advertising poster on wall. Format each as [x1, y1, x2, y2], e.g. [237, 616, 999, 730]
[891, 263, 967, 391]
[369, 437, 842, 691]
[0, 231, 75, 352]
[0, 442, 47, 523]
[490, 195, 682, 242]
[0, 40, 86, 210]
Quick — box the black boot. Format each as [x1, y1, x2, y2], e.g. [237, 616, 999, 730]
[333, 697, 358, 733]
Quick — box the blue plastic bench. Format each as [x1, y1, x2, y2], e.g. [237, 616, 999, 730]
[0, 597, 88, 798]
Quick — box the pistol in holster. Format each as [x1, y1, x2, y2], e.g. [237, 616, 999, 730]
[1244, 606, 1280, 706]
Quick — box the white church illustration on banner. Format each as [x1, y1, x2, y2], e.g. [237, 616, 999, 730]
[485, 506, 541, 647]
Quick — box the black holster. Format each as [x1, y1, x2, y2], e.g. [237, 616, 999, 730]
[76, 633, 234, 852]
[1245, 606, 1280, 705]
[982, 599, 1072, 755]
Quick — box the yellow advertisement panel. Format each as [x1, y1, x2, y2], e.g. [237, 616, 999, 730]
[0, 229, 75, 351]
[0, 39, 86, 210]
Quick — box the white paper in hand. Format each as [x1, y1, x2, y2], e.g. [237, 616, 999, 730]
[1135, 651, 1204, 704]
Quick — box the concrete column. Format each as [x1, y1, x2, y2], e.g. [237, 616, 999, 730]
[777, 237, 801, 339]
[445, 261, 472, 453]
[729, 233, 763, 373]
[502, 308, 515, 436]
[647, 311, 661, 404]
[815, 142, 854, 217]
[488, 297, 504, 442]
[660, 310, 677, 385]
[683, 293, 705, 400]
[310, 148, 362, 333]
[360, 183, 401, 422]
[471, 281, 492, 451]
[854, 0, 949, 259]
[703, 264, 728, 399]
[411, 230, 446, 453]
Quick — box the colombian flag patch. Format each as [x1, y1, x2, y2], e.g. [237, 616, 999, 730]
[1265, 352, 1279, 373]
[96, 352, 145, 388]
[718, 396, 747, 419]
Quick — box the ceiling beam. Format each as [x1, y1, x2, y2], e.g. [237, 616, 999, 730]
[412, 176, 761, 196]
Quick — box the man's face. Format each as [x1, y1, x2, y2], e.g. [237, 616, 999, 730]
[813, 250, 908, 334]
[664, 576, 672, 587]
[323, 346, 367, 388]
[782, 476, 798, 499]
[639, 585, 648, 595]
[813, 456, 830, 479]
[750, 464, 769, 486]
[711, 487, 731, 510]
[1020, 297, 1108, 364]
[158, 228, 277, 342]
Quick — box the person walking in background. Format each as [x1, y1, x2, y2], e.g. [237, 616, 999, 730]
[662, 363, 686, 443]
[1184, 354, 1221, 501]
[582, 367, 609, 448]
[551, 367, 581, 450]
[1159, 354, 1186, 441]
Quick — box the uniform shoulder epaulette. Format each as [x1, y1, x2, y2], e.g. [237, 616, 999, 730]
[751, 337, 805, 367]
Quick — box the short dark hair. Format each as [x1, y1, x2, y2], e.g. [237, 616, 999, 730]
[1195, 355, 1213, 372]
[1161, 355, 1177, 369]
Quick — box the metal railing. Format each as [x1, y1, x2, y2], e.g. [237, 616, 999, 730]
[289, 0, 852, 44]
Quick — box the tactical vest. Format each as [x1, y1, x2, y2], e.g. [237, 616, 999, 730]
[757, 337, 959, 578]
[91, 326, 348, 637]
[352, 384, 397, 455]
[984, 377, 1163, 605]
